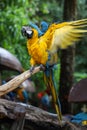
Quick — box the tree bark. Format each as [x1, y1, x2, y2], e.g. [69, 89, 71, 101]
[59, 0, 77, 114]
[0, 72, 1, 85]
[0, 99, 65, 130]
[0, 99, 85, 130]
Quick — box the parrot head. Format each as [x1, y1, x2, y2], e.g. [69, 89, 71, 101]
[21, 26, 33, 39]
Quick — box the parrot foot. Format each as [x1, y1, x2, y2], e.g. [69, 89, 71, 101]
[40, 64, 45, 71]
[30, 66, 35, 73]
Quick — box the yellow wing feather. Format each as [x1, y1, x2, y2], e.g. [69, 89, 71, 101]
[47, 19, 87, 53]
[69, 18, 87, 25]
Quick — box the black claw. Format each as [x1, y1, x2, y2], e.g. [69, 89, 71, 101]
[40, 64, 45, 71]
[30, 66, 35, 72]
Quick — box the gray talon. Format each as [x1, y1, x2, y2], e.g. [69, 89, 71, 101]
[30, 66, 35, 72]
[40, 64, 45, 71]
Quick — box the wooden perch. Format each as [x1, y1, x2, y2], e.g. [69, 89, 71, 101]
[0, 99, 86, 130]
[0, 99, 58, 123]
[0, 66, 42, 96]
[0, 99, 62, 128]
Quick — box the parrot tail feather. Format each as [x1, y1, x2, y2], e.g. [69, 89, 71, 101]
[44, 67, 62, 124]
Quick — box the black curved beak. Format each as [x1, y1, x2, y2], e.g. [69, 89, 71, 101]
[21, 26, 33, 39]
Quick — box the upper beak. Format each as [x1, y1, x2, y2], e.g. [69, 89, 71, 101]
[21, 26, 33, 39]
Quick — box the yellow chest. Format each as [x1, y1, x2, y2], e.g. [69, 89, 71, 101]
[27, 39, 48, 65]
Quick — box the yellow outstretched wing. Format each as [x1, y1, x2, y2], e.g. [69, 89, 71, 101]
[43, 19, 87, 53]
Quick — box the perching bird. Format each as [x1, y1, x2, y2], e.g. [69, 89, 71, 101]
[16, 87, 29, 103]
[37, 91, 50, 107]
[22, 18, 87, 124]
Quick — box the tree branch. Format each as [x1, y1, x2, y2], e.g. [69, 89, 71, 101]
[0, 99, 60, 124]
[0, 99, 85, 130]
[0, 66, 42, 96]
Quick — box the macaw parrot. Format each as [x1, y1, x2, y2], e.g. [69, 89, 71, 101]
[37, 91, 50, 107]
[21, 19, 87, 124]
[16, 87, 29, 103]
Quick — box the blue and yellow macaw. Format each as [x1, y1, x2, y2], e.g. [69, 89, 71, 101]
[21, 19, 87, 124]
[16, 87, 29, 103]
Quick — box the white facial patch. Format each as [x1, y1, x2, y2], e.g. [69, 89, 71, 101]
[26, 30, 32, 35]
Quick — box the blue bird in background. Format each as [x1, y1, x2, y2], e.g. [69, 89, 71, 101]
[15, 87, 29, 103]
[2, 80, 16, 101]
[41, 94, 50, 107]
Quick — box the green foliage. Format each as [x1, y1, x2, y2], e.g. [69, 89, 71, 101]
[77, 0, 87, 19]
[54, 63, 61, 92]
[0, 0, 30, 69]
[75, 40, 87, 73]
[74, 72, 87, 82]
[0, 0, 63, 68]
[75, 0, 87, 74]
